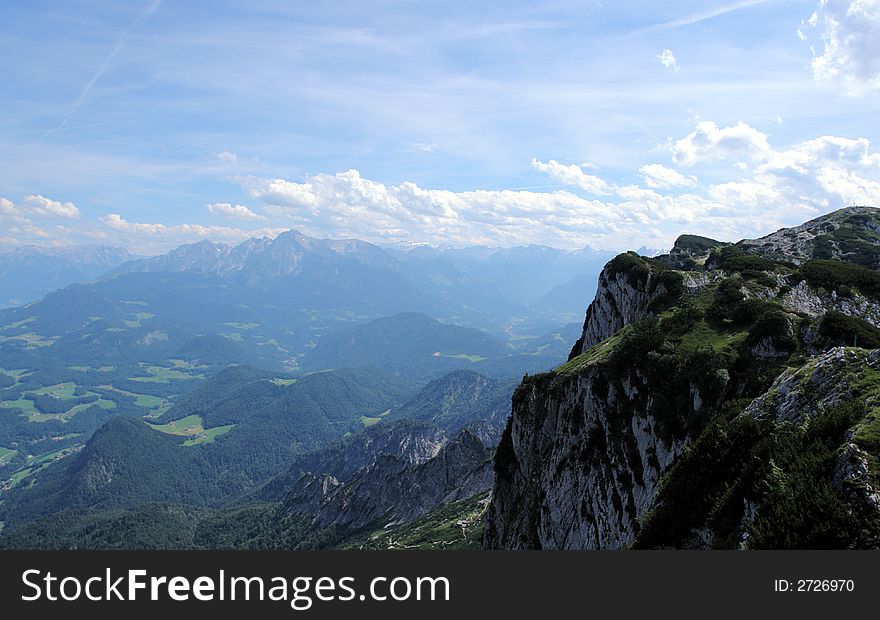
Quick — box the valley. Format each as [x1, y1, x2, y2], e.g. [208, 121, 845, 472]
[2, 208, 880, 550]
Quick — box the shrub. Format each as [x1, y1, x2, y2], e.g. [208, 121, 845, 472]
[802, 259, 880, 298]
[818, 311, 880, 349]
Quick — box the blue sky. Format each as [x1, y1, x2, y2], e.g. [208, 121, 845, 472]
[1, 0, 879, 254]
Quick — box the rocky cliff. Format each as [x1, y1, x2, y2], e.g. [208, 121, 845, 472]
[485, 206, 880, 549]
[284, 428, 493, 532]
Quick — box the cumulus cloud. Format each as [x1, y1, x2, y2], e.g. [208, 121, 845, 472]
[5, 122, 878, 255]
[529, 159, 613, 195]
[206, 202, 267, 221]
[0, 194, 81, 219]
[657, 49, 680, 72]
[236, 123, 880, 251]
[672, 121, 773, 166]
[804, 0, 880, 95]
[240, 169, 621, 248]
[639, 164, 697, 189]
[101, 213, 281, 240]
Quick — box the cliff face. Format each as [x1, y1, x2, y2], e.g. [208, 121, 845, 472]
[483, 366, 684, 549]
[568, 253, 679, 359]
[485, 206, 880, 550]
[283, 428, 493, 533]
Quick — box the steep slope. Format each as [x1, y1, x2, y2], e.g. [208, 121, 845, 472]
[283, 428, 493, 534]
[485, 206, 880, 549]
[385, 369, 515, 440]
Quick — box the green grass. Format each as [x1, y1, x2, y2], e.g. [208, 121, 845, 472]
[168, 359, 208, 369]
[30, 383, 79, 399]
[0, 398, 37, 415]
[3, 333, 56, 347]
[270, 378, 298, 386]
[123, 312, 155, 328]
[0, 368, 30, 378]
[443, 353, 486, 362]
[149, 414, 205, 435]
[848, 362, 880, 453]
[100, 385, 170, 413]
[129, 365, 205, 383]
[26, 399, 116, 423]
[182, 425, 235, 447]
[149, 414, 234, 447]
[678, 320, 748, 354]
[359, 415, 382, 427]
[556, 331, 623, 375]
[0, 447, 17, 465]
[6, 448, 77, 488]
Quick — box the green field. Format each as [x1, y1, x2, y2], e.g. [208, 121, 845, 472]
[31, 382, 79, 398]
[0, 367, 30, 378]
[359, 415, 382, 427]
[270, 378, 297, 386]
[149, 414, 204, 435]
[2, 317, 36, 330]
[123, 312, 155, 328]
[0, 398, 38, 417]
[0, 447, 17, 465]
[182, 425, 235, 446]
[1, 382, 117, 422]
[27, 399, 116, 423]
[100, 385, 171, 415]
[129, 364, 205, 383]
[6, 448, 77, 488]
[443, 353, 486, 362]
[149, 415, 234, 446]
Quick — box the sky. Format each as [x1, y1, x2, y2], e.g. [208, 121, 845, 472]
[1, 0, 879, 255]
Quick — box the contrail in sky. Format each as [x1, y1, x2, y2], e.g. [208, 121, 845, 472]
[44, 0, 162, 137]
[640, 0, 774, 33]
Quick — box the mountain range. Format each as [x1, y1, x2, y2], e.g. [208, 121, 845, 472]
[2, 206, 880, 550]
[0, 245, 134, 308]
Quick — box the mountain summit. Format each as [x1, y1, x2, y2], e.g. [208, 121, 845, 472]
[486, 206, 880, 549]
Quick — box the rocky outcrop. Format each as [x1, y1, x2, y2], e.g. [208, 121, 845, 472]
[568, 254, 683, 359]
[284, 428, 493, 531]
[259, 420, 447, 501]
[486, 206, 880, 550]
[738, 206, 880, 267]
[483, 355, 690, 549]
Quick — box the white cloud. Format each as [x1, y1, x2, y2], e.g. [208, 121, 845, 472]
[20, 194, 80, 219]
[212, 150, 238, 163]
[529, 159, 613, 195]
[0, 194, 80, 220]
[0, 198, 14, 216]
[414, 142, 439, 153]
[233, 125, 879, 252]
[639, 163, 697, 189]
[101, 213, 281, 240]
[672, 121, 773, 166]
[805, 0, 880, 95]
[242, 169, 621, 248]
[206, 202, 267, 221]
[657, 49, 680, 72]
